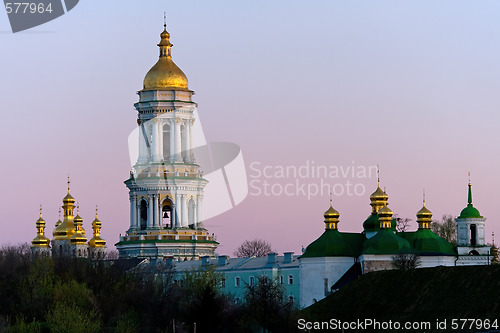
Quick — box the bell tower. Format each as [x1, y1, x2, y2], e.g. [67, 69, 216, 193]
[456, 173, 488, 256]
[116, 22, 218, 259]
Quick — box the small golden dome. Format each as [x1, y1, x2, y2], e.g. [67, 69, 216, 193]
[143, 27, 188, 90]
[324, 204, 340, 219]
[370, 185, 389, 201]
[416, 204, 432, 220]
[63, 192, 75, 203]
[378, 204, 393, 217]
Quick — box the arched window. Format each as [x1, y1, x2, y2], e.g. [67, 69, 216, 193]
[162, 197, 173, 228]
[188, 198, 195, 228]
[163, 124, 171, 160]
[140, 199, 148, 230]
[470, 224, 477, 247]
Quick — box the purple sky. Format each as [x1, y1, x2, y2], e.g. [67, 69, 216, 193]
[1, 1, 499, 256]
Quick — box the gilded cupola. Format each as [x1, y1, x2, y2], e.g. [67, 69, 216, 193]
[143, 23, 189, 90]
[32, 205, 50, 248]
[416, 192, 432, 229]
[324, 200, 340, 230]
[88, 206, 106, 248]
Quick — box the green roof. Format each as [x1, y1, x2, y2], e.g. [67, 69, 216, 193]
[400, 229, 456, 256]
[363, 214, 397, 233]
[459, 204, 483, 219]
[362, 229, 411, 255]
[301, 230, 365, 258]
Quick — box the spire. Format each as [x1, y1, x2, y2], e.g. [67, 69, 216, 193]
[468, 172, 473, 205]
[67, 174, 70, 194]
[158, 19, 173, 59]
[377, 165, 380, 187]
[95, 205, 98, 219]
[39, 204, 42, 218]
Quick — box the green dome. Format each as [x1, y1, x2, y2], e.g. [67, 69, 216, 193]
[410, 229, 456, 256]
[459, 204, 483, 219]
[362, 229, 411, 255]
[301, 229, 365, 258]
[363, 214, 397, 233]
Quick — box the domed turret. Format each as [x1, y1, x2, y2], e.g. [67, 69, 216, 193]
[417, 193, 432, 229]
[458, 173, 483, 219]
[70, 206, 87, 245]
[143, 24, 188, 90]
[88, 206, 106, 248]
[324, 201, 340, 230]
[53, 179, 77, 240]
[32, 205, 50, 248]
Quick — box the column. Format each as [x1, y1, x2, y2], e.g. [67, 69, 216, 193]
[171, 204, 177, 228]
[136, 200, 141, 229]
[175, 193, 181, 227]
[138, 123, 149, 164]
[192, 202, 197, 229]
[197, 196, 203, 227]
[130, 194, 137, 230]
[169, 119, 175, 163]
[158, 119, 164, 162]
[151, 119, 160, 162]
[175, 119, 182, 162]
[147, 195, 154, 228]
[181, 194, 188, 227]
[186, 119, 193, 162]
[153, 194, 159, 228]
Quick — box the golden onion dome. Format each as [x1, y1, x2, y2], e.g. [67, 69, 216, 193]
[143, 26, 188, 90]
[378, 204, 393, 217]
[416, 204, 432, 220]
[370, 185, 389, 201]
[324, 204, 340, 219]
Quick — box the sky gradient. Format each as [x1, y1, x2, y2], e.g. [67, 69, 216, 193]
[1, 1, 499, 256]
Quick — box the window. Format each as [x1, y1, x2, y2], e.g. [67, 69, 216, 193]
[249, 276, 255, 286]
[279, 275, 284, 284]
[221, 278, 226, 288]
[289, 296, 294, 304]
[288, 275, 294, 285]
[235, 277, 241, 287]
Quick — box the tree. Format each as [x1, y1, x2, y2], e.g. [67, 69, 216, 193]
[394, 215, 412, 233]
[431, 215, 456, 246]
[234, 239, 273, 258]
[391, 253, 421, 270]
[242, 275, 294, 333]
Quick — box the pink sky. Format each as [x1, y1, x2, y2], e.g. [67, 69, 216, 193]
[1, 1, 499, 255]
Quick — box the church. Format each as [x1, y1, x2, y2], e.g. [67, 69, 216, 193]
[30, 22, 494, 309]
[31, 178, 106, 259]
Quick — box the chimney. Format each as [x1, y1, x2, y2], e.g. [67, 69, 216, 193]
[267, 252, 277, 264]
[201, 256, 210, 267]
[283, 252, 294, 263]
[218, 255, 229, 266]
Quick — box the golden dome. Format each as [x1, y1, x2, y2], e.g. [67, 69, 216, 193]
[324, 202, 340, 230]
[416, 204, 432, 220]
[370, 185, 389, 201]
[143, 27, 188, 90]
[378, 204, 394, 229]
[324, 204, 340, 219]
